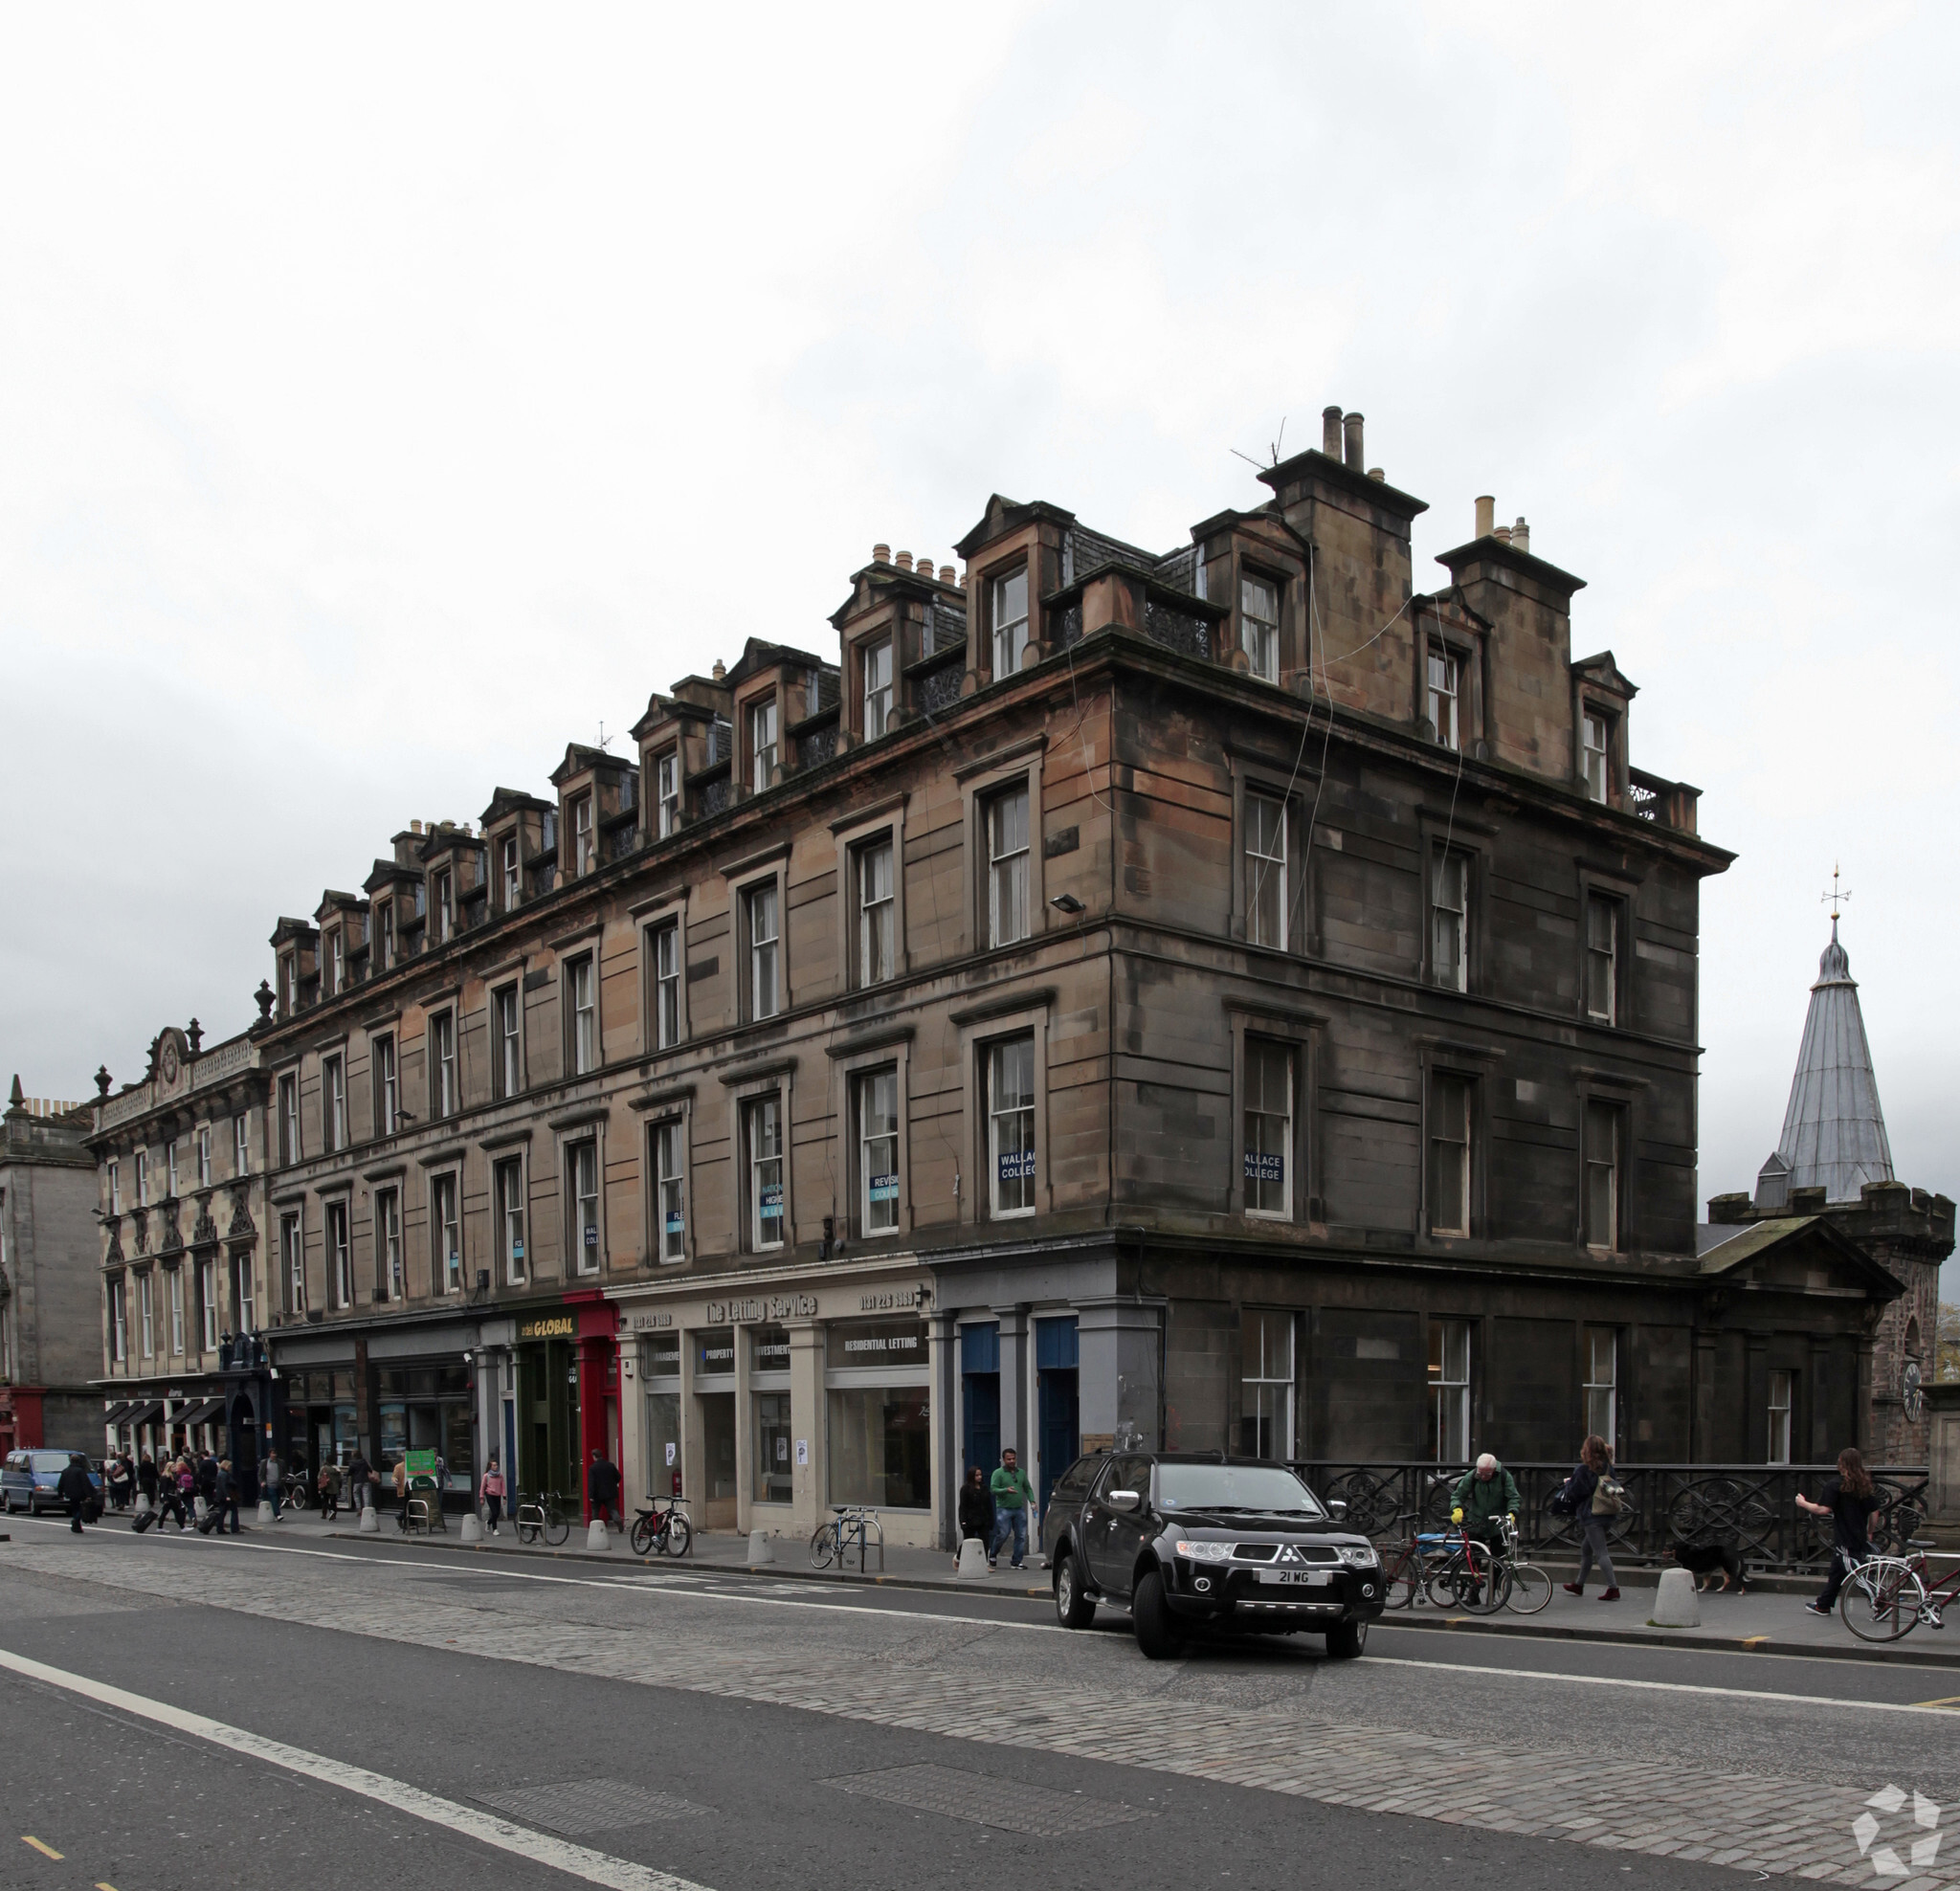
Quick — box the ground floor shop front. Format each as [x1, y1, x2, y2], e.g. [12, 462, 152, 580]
[100, 1370, 275, 1494]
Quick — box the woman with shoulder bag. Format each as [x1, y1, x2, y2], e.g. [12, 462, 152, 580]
[1559, 1434, 1621, 1603]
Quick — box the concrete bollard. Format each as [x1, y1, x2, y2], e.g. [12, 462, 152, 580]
[193, 1496, 209, 1523]
[586, 1519, 611, 1552]
[256, 1500, 275, 1525]
[746, 1529, 774, 1568]
[358, 1502, 380, 1533]
[134, 1493, 151, 1517]
[459, 1512, 483, 1545]
[1651, 1565, 1703, 1628]
[955, 1538, 990, 1580]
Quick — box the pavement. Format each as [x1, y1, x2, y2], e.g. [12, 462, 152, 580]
[5, 1510, 1960, 1891]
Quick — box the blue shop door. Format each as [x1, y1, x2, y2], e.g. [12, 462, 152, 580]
[961, 1323, 1000, 1480]
[1035, 1315, 1080, 1511]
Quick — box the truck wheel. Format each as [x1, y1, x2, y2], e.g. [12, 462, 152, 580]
[1054, 1550, 1096, 1630]
[1325, 1618, 1369, 1660]
[1131, 1568, 1184, 1660]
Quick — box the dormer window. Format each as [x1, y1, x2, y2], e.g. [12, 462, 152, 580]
[749, 701, 778, 792]
[656, 752, 680, 837]
[1241, 575, 1280, 684]
[434, 869, 454, 942]
[1427, 642, 1460, 750]
[375, 901, 394, 969]
[863, 638, 893, 739]
[1582, 709, 1610, 801]
[327, 928, 344, 995]
[991, 567, 1029, 679]
[571, 793, 594, 876]
[501, 834, 520, 909]
[280, 956, 296, 1013]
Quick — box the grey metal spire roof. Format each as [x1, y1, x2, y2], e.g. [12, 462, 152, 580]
[1775, 920, 1894, 1202]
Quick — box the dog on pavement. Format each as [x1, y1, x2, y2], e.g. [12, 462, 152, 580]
[1670, 1536, 1747, 1593]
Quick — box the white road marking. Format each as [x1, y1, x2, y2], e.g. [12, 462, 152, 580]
[0, 1644, 711, 1891]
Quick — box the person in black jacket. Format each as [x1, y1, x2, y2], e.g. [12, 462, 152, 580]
[1799, 1446, 1882, 1615]
[210, 1458, 241, 1534]
[587, 1451, 622, 1527]
[136, 1454, 159, 1507]
[57, 1455, 94, 1533]
[955, 1466, 994, 1569]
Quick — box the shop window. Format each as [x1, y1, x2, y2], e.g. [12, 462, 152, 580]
[1241, 573, 1280, 683]
[991, 565, 1029, 679]
[1242, 1038, 1294, 1219]
[1428, 1074, 1472, 1237]
[745, 1097, 785, 1252]
[856, 836, 896, 986]
[1429, 1321, 1471, 1461]
[1583, 1101, 1623, 1251]
[326, 1199, 351, 1308]
[863, 637, 893, 740]
[1767, 1368, 1794, 1466]
[1239, 1309, 1294, 1459]
[568, 1140, 600, 1275]
[650, 921, 682, 1049]
[985, 785, 1029, 947]
[1583, 1326, 1617, 1448]
[496, 1159, 526, 1285]
[1245, 792, 1287, 950]
[754, 1390, 794, 1503]
[1431, 847, 1469, 992]
[827, 1388, 930, 1510]
[986, 1035, 1036, 1219]
[651, 1119, 685, 1263]
[746, 880, 780, 1020]
[375, 1188, 402, 1301]
[857, 1068, 901, 1236]
[432, 1172, 461, 1294]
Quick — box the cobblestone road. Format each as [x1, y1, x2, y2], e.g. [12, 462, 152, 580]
[3, 1529, 1955, 1890]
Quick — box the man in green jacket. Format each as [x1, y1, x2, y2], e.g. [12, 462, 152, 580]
[988, 1447, 1036, 1571]
[1451, 1453, 1521, 1553]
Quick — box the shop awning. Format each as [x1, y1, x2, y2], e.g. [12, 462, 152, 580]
[101, 1401, 133, 1426]
[177, 1397, 225, 1427]
[124, 1401, 163, 1428]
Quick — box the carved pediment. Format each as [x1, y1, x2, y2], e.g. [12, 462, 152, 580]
[191, 1194, 220, 1247]
[105, 1217, 124, 1265]
[133, 1212, 150, 1255]
[227, 1186, 256, 1240]
[160, 1200, 184, 1255]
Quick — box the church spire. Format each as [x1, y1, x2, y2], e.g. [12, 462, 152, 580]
[1774, 903, 1893, 1203]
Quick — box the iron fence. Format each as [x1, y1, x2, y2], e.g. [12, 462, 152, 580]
[1291, 1461, 1931, 1571]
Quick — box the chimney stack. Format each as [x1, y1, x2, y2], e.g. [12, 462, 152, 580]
[711, 658, 726, 681]
[1322, 407, 1343, 456]
[1474, 495, 1495, 540]
[1342, 412, 1365, 470]
[1512, 516, 1529, 555]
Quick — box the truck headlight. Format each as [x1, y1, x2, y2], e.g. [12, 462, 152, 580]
[1174, 1540, 1234, 1563]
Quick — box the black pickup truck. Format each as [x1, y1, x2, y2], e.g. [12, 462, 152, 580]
[1040, 1452, 1386, 1659]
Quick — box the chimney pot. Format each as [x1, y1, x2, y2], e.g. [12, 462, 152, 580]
[872, 544, 890, 566]
[1342, 412, 1365, 469]
[1474, 495, 1495, 540]
[939, 565, 957, 585]
[1367, 467, 1384, 482]
[1494, 526, 1512, 545]
[1512, 517, 1529, 554]
[895, 550, 913, 571]
[1322, 407, 1343, 456]
[711, 658, 726, 681]
[411, 819, 423, 834]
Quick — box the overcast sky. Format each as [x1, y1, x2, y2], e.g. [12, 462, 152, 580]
[3, 4, 1952, 1274]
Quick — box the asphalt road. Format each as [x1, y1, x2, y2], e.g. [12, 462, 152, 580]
[1, 1518, 1954, 1891]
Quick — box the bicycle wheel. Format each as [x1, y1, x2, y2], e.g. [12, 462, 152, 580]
[1384, 1557, 1422, 1609]
[517, 1513, 540, 1546]
[1840, 1563, 1926, 1643]
[630, 1515, 656, 1557]
[1505, 1562, 1552, 1614]
[663, 1511, 692, 1558]
[810, 1523, 836, 1569]
[287, 1482, 311, 1511]
[544, 1507, 570, 1547]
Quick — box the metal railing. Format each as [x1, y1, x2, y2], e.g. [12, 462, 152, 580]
[1294, 1461, 1930, 1571]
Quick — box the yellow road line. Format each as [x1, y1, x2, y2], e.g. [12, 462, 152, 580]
[21, 1835, 62, 1858]
[1910, 1693, 1960, 1708]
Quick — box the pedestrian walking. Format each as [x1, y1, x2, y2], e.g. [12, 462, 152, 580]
[587, 1450, 621, 1527]
[57, 1454, 94, 1533]
[262, 1448, 283, 1521]
[1798, 1447, 1882, 1616]
[480, 1456, 505, 1536]
[392, 1457, 409, 1531]
[209, 1458, 241, 1534]
[956, 1465, 994, 1569]
[136, 1453, 159, 1508]
[105, 1454, 133, 1510]
[988, 1447, 1035, 1571]
[1556, 1434, 1622, 1602]
[317, 1460, 340, 1522]
[155, 1461, 189, 1530]
[348, 1450, 371, 1516]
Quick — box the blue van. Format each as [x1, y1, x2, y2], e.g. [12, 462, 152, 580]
[2, 1449, 103, 1517]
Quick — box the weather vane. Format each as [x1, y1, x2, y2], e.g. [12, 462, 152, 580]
[1820, 862, 1851, 928]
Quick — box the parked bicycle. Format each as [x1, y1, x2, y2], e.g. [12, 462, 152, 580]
[810, 1503, 882, 1571]
[1421, 1516, 1551, 1614]
[629, 1494, 693, 1559]
[514, 1490, 570, 1547]
[280, 1470, 313, 1511]
[1836, 1538, 1954, 1644]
